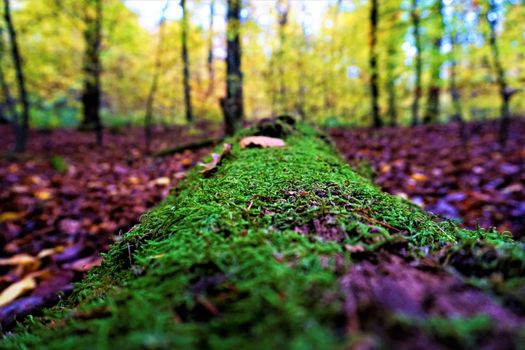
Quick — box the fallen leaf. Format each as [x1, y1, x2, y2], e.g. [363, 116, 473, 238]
[344, 244, 366, 253]
[410, 173, 428, 182]
[151, 177, 171, 186]
[0, 254, 39, 267]
[64, 256, 103, 272]
[34, 189, 52, 200]
[240, 136, 286, 149]
[128, 176, 140, 185]
[0, 276, 37, 307]
[0, 211, 25, 222]
[181, 157, 193, 167]
[199, 144, 232, 177]
[37, 246, 65, 259]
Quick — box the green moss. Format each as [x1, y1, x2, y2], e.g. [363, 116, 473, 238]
[2, 124, 524, 349]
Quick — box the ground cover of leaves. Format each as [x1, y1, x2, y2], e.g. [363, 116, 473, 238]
[0, 124, 218, 328]
[330, 118, 525, 239]
[2, 121, 524, 349]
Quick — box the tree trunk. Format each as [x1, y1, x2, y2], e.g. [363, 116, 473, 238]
[276, 0, 289, 114]
[0, 26, 16, 126]
[386, 43, 398, 127]
[369, 0, 382, 128]
[80, 0, 103, 146]
[3, 0, 30, 153]
[205, 0, 215, 99]
[411, 0, 422, 126]
[295, 8, 307, 121]
[486, 0, 511, 147]
[423, 0, 445, 124]
[222, 0, 244, 136]
[181, 0, 193, 123]
[144, 4, 168, 153]
[448, 31, 466, 141]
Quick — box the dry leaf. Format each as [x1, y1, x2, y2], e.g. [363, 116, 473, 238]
[34, 189, 52, 200]
[151, 177, 171, 186]
[410, 173, 428, 182]
[64, 256, 103, 272]
[0, 254, 39, 267]
[128, 176, 140, 185]
[37, 246, 65, 259]
[240, 136, 286, 149]
[199, 143, 232, 177]
[0, 211, 25, 222]
[344, 244, 366, 253]
[0, 276, 37, 307]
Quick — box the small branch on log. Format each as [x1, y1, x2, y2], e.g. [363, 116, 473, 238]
[154, 137, 223, 157]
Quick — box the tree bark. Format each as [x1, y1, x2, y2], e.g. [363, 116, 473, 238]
[369, 0, 382, 128]
[0, 26, 16, 126]
[423, 0, 445, 124]
[205, 0, 215, 99]
[411, 0, 422, 126]
[447, 29, 466, 141]
[486, 0, 511, 147]
[181, 0, 193, 123]
[3, 0, 30, 152]
[144, 4, 168, 153]
[386, 42, 398, 127]
[276, 0, 289, 114]
[80, 0, 103, 146]
[222, 0, 244, 136]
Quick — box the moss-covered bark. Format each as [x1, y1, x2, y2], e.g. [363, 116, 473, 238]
[3, 122, 525, 349]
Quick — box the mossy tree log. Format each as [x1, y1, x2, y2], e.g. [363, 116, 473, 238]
[3, 122, 525, 349]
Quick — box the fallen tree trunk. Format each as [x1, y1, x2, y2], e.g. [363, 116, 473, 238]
[3, 122, 525, 349]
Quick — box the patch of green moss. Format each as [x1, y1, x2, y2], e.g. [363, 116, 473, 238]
[2, 124, 524, 349]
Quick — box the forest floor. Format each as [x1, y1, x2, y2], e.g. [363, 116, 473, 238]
[331, 118, 525, 240]
[0, 123, 219, 327]
[0, 117, 523, 329]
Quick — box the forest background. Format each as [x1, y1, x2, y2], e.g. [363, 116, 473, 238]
[1, 0, 523, 136]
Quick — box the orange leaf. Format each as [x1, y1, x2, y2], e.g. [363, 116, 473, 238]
[0, 211, 25, 222]
[410, 173, 428, 182]
[34, 189, 52, 200]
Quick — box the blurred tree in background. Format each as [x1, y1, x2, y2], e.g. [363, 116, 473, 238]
[0, 0, 523, 146]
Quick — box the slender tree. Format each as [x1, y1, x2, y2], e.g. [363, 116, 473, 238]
[80, 0, 103, 146]
[295, 2, 309, 120]
[369, 0, 382, 128]
[423, 0, 445, 124]
[205, 0, 215, 99]
[180, 0, 193, 123]
[222, 0, 243, 135]
[0, 26, 15, 125]
[276, 0, 289, 114]
[410, 0, 422, 126]
[144, 3, 168, 153]
[3, 0, 29, 152]
[486, 0, 513, 147]
[385, 42, 398, 127]
[446, 4, 466, 140]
